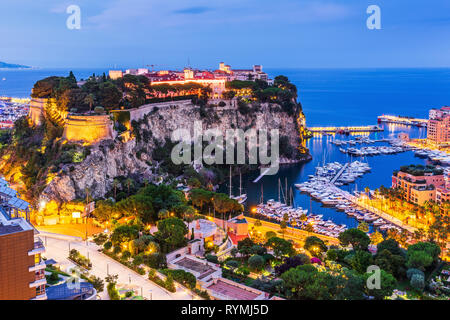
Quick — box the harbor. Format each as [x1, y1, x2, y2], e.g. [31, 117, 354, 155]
[0, 97, 29, 128]
[226, 123, 430, 236]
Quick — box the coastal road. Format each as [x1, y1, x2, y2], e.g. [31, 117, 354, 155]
[43, 236, 193, 300]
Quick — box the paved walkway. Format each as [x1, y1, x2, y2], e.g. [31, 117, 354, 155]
[42, 236, 194, 300]
[329, 185, 417, 233]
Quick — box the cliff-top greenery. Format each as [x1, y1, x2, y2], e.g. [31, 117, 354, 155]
[31, 71, 301, 116]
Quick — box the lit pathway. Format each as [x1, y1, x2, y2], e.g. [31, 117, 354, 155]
[42, 236, 194, 300]
[329, 185, 417, 233]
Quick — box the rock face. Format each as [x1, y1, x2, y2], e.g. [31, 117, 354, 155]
[41, 100, 309, 203]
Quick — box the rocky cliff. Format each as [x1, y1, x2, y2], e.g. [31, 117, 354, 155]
[40, 100, 309, 203]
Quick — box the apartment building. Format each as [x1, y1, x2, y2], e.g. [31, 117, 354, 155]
[427, 106, 450, 145]
[392, 165, 445, 205]
[0, 209, 47, 300]
[0, 178, 46, 300]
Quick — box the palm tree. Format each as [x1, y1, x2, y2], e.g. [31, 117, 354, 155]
[112, 179, 120, 199]
[280, 221, 287, 239]
[84, 94, 95, 112]
[125, 178, 134, 195]
[304, 223, 314, 237]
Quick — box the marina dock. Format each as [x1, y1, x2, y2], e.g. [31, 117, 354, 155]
[330, 163, 348, 185]
[378, 115, 428, 127]
[308, 125, 383, 134]
[253, 167, 272, 183]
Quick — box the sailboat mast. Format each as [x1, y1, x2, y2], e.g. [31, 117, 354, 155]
[278, 179, 281, 203]
[261, 183, 264, 204]
[285, 178, 288, 205]
[290, 187, 294, 207]
[239, 170, 242, 197]
[229, 166, 232, 197]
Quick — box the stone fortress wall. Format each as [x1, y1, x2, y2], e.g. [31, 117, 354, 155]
[62, 114, 116, 144]
[29, 98, 49, 126]
[28, 97, 115, 145]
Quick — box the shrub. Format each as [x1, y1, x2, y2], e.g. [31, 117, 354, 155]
[107, 283, 120, 300]
[132, 254, 143, 266]
[165, 274, 176, 292]
[94, 106, 105, 114]
[326, 249, 339, 261]
[162, 269, 196, 289]
[225, 260, 239, 269]
[121, 250, 132, 260]
[49, 272, 60, 283]
[103, 241, 112, 251]
[205, 254, 219, 264]
[94, 233, 108, 245]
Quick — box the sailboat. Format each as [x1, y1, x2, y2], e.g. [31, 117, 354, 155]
[230, 167, 247, 204]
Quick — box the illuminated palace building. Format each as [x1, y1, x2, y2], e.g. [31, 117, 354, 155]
[427, 106, 450, 145]
[392, 165, 450, 206]
[109, 62, 272, 99]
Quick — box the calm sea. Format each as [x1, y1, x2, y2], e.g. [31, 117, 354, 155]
[2, 67, 449, 228]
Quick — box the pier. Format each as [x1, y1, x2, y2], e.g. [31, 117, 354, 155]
[308, 125, 383, 134]
[378, 115, 428, 127]
[253, 167, 272, 183]
[330, 163, 348, 185]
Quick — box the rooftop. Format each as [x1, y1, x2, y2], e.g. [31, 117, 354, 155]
[0, 223, 23, 235]
[173, 257, 217, 276]
[206, 278, 262, 300]
[397, 164, 444, 177]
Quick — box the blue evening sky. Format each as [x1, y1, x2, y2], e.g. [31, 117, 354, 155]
[0, 0, 449, 69]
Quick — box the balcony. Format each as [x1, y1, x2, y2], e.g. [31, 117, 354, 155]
[32, 293, 47, 300]
[29, 260, 46, 272]
[29, 277, 47, 288]
[28, 238, 45, 256]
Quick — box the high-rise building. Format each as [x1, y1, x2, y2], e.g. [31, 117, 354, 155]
[427, 106, 450, 145]
[0, 179, 46, 300]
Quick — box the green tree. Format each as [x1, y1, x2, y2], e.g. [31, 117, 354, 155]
[265, 237, 295, 259]
[116, 194, 155, 224]
[248, 255, 265, 272]
[410, 274, 425, 291]
[237, 238, 255, 259]
[364, 270, 397, 300]
[304, 236, 327, 258]
[338, 228, 371, 251]
[110, 225, 139, 247]
[406, 250, 433, 271]
[349, 250, 373, 274]
[154, 217, 188, 250]
[281, 265, 335, 300]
